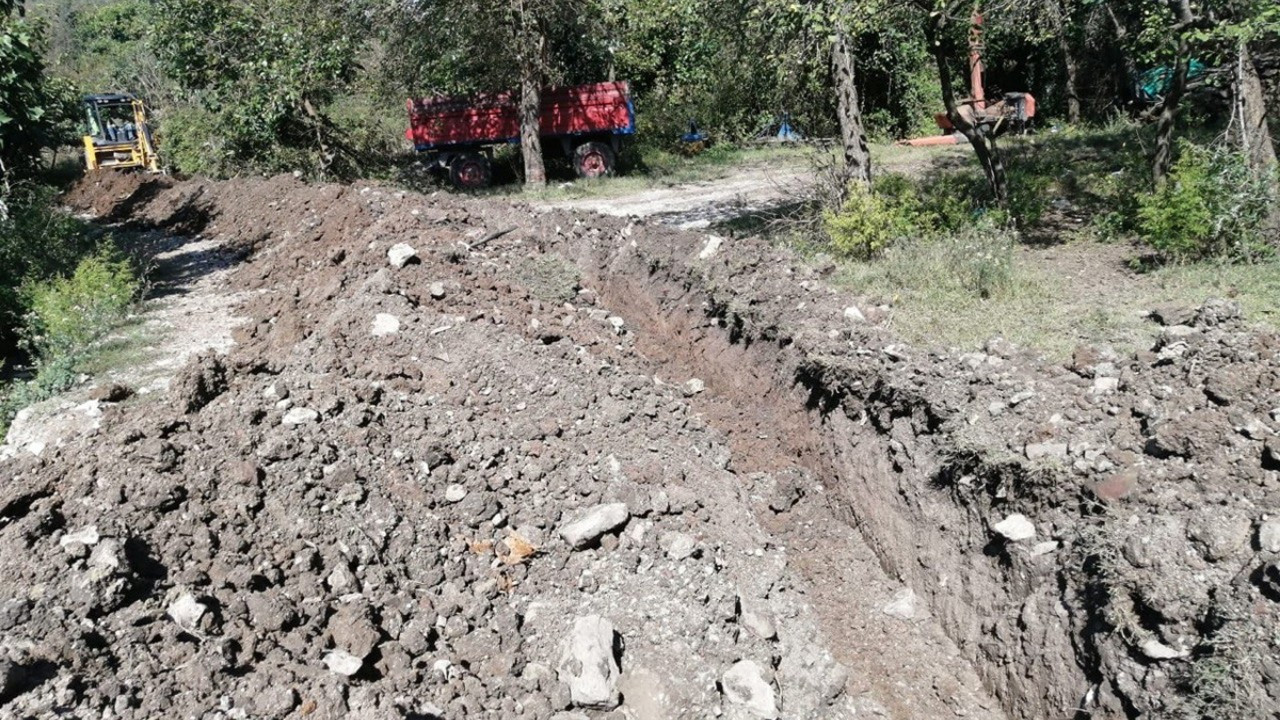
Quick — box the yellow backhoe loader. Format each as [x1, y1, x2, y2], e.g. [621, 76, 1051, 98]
[82, 93, 161, 172]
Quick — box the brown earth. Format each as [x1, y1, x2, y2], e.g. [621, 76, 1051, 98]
[1, 172, 1279, 720]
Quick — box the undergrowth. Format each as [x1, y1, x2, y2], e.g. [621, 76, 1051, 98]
[0, 202, 143, 437]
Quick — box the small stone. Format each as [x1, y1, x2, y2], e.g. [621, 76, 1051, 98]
[87, 539, 123, 582]
[60, 526, 101, 550]
[740, 606, 777, 640]
[371, 313, 401, 337]
[168, 593, 207, 629]
[1093, 471, 1137, 502]
[324, 650, 364, 676]
[1091, 377, 1119, 395]
[1025, 442, 1068, 461]
[698, 235, 723, 260]
[1260, 519, 1280, 554]
[843, 306, 866, 323]
[659, 531, 696, 560]
[1139, 638, 1189, 661]
[559, 503, 630, 549]
[607, 316, 626, 334]
[881, 588, 917, 620]
[558, 615, 621, 709]
[387, 243, 418, 268]
[682, 378, 706, 396]
[444, 484, 468, 503]
[993, 514, 1036, 542]
[1030, 540, 1060, 558]
[282, 408, 319, 426]
[429, 281, 447, 299]
[721, 660, 778, 719]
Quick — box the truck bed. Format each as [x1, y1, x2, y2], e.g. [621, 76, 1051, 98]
[406, 81, 635, 151]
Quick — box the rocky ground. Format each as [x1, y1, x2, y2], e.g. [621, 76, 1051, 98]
[1, 172, 1278, 720]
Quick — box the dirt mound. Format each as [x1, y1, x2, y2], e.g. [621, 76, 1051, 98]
[3, 174, 1277, 719]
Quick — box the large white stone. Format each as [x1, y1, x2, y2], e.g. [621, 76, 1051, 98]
[993, 513, 1036, 542]
[371, 313, 401, 337]
[387, 243, 418, 268]
[721, 660, 779, 719]
[557, 615, 620, 709]
[559, 503, 630, 548]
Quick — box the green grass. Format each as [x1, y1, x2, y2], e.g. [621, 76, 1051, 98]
[833, 247, 1280, 360]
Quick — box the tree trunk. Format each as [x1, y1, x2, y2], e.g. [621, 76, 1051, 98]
[925, 11, 1009, 207]
[517, 4, 546, 188]
[831, 26, 871, 200]
[1152, 0, 1195, 185]
[1054, 0, 1081, 124]
[1235, 42, 1277, 179]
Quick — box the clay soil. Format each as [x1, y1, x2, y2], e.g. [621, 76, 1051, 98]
[1, 172, 1279, 720]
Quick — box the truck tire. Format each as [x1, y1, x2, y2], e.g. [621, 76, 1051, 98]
[449, 153, 492, 190]
[573, 141, 615, 179]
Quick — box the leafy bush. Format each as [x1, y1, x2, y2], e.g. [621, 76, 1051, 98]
[1137, 141, 1277, 261]
[823, 175, 928, 259]
[0, 184, 98, 350]
[21, 248, 140, 358]
[823, 173, 979, 259]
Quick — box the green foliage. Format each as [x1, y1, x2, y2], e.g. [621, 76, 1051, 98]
[836, 213, 1021, 301]
[0, 3, 78, 175]
[824, 177, 926, 259]
[21, 247, 139, 357]
[823, 172, 976, 259]
[0, 183, 96, 349]
[152, 0, 371, 177]
[1137, 141, 1276, 261]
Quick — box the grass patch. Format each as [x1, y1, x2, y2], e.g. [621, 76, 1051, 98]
[833, 245, 1280, 360]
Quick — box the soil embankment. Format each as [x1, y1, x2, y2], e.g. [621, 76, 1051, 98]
[2, 173, 1277, 719]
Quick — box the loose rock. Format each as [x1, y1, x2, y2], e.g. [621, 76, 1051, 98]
[557, 615, 621, 709]
[559, 503, 629, 549]
[721, 659, 779, 719]
[993, 514, 1036, 542]
[387, 243, 418, 268]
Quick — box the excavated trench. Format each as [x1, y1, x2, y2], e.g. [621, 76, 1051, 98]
[582, 242, 1088, 720]
[33, 173, 1279, 720]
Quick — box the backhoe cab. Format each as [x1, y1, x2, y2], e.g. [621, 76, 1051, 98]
[82, 93, 161, 172]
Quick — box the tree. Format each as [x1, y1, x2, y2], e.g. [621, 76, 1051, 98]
[832, 6, 872, 192]
[151, 0, 371, 177]
[0, 0, 70, 182]
[513, 0, 548, 187]
[917, 1, 1013, 206]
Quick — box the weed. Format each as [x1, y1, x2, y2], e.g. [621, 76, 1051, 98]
[1136, 141, 1277, 262]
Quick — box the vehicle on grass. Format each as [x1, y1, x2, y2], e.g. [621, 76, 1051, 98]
[406, 81, 635, 189]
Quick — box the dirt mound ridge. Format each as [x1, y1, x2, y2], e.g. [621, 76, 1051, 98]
[2, 175, 1277, 719]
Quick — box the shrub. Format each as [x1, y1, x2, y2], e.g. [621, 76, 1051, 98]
[823, 174, 928, 259]
[22, 247, 140, 358]
[1137, 141, 1277, 261]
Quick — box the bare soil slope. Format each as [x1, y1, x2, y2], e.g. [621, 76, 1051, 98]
[2, 174, 1278, 720]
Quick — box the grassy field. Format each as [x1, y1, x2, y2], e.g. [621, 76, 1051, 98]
[803, 126, 1280, 359]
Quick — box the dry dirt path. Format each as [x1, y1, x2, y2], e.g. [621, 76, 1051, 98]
[0, 231, 248, 459]
[541, 162, 810, 228]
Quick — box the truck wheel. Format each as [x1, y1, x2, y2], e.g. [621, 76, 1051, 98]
[449, 153, 492, 190]
[573, 142, 615, 179]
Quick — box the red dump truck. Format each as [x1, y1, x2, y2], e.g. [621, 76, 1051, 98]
[406, 81, 636, 189]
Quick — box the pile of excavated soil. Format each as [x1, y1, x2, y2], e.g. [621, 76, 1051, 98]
[1, 173, 1278, 720]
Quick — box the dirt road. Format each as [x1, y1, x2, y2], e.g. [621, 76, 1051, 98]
[542, 162, 809, 228]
